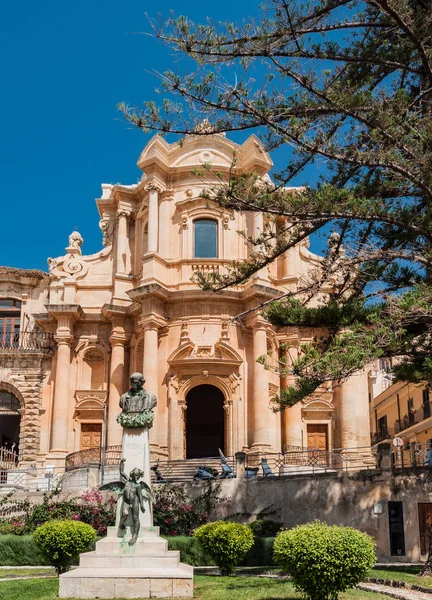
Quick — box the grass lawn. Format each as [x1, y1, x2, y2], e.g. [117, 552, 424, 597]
[369, 566, 432, 589]
[0, 575, 392, 600]
[0, 568, 55, 579]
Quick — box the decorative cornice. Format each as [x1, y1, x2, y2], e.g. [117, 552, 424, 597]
[0, 266, 49, 282]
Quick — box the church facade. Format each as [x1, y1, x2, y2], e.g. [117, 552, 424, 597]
[0, 132, 372, 468]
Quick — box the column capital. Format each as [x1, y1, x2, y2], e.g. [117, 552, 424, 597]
[138, 315, 167, 331]
[145, 182, 164, 194]
[116, 208, 132, 220]
[245, 314, 269, 331]
[54, 334, 73, 346]
[109, 333, 128, 347]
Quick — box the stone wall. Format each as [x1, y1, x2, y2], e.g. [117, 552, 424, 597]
[184, 468, 432, 563]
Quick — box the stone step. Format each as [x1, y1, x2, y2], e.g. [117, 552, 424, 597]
[79, 550, 180, 569]
[59, 567, 194, 599]
[106, 525, 160, 538]
[95, 537, 168, 555]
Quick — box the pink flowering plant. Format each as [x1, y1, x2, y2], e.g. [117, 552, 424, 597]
[153, 482, 224, 536]
[0, 487, 116, 536]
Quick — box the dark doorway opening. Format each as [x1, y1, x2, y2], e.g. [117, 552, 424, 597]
[0, 391, 20, 455]
[389, 501, 406, 556]
[186, 384, 224, 459]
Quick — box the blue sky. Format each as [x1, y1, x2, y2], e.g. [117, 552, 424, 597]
[0, 1, 323, 271]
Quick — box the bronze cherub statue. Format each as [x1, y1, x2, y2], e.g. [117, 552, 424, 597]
[100, 459, 154, 544]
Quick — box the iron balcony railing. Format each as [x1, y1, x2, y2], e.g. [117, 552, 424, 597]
[0, 331, 55, 353]
[65, 445, 122, 470]
[394, 405, 432, 434]
[371, 428, 394, 445]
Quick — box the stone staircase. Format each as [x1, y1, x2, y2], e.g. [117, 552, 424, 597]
[151, 457, 233, 483]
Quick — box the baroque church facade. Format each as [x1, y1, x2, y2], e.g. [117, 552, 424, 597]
[0, 132, 372, 468]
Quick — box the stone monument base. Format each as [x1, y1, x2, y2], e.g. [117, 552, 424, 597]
[59, 525, 193, 599]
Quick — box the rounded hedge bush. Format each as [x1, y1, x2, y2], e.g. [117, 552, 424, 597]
[33, 519, 96, 574]
[194, 521, 254, 575]
[249, 519, 282, 537]
[273, 521, 376, 600]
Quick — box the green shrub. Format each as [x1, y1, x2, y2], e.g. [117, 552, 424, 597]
[249, 519, 282, 538]
[241, 537, 275, 566]
[33, 519, 96, 574]
[0, 535, 49, 566]
[194, 521, 254, 575]
[0, 533, 272, 568]
[167, 536, 213, 565]
[273, 521, 376, 600]
[0, 521, 26, 536]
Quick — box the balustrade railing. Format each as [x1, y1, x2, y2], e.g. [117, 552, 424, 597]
[0, 331, 55, 353]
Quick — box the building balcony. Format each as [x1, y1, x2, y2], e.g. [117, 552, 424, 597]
[65, 445, 122, 470]
[394, 405, 432, 434]
[0, 331, 55, 354]
[371, 429, 394, 445]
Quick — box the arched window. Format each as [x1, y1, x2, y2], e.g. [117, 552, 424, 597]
[0, 299, 21, 349]
[194, 219, 217, 258]
[0, 391, 20, 412]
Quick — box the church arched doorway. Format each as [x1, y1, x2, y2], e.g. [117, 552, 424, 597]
[0, 390, 21, 455]
[186, 384, 224, 459]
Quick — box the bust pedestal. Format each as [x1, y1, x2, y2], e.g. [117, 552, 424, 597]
[118, 427, 152, 527]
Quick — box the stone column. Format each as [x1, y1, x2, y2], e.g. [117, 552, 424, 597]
[250, 319, 272, 451]
[50, 326, 73, 454]
[282, 247, 295, 279]
[168, 395, 185, 460]
[253, 211, 263, 239]
[253, 211, 269, 282]
[148, 188, 159, 253]
[339, 370, 371, 449]
[142, 322, 161, 452]
[282, 346, 304, 448]
[107, 319, 127, 447]
[116, 210, 129, 274]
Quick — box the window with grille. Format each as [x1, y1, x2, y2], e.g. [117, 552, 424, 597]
[377, 415, 388, 438]
[0, 391, 20, 412]
[0, 299, 21, 348]
[380, 358, 391, 371]
[423, 389, 431, 419]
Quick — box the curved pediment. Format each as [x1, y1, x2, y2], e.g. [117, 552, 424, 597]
[74, 390, 107, 419]
[137, 133, 272, 176]
[302, 397, 334, 412]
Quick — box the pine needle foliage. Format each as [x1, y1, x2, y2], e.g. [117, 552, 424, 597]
[120, 0, 432, 404]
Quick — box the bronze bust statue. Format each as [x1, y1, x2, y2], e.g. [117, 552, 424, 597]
[116, 373, 157, 428]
